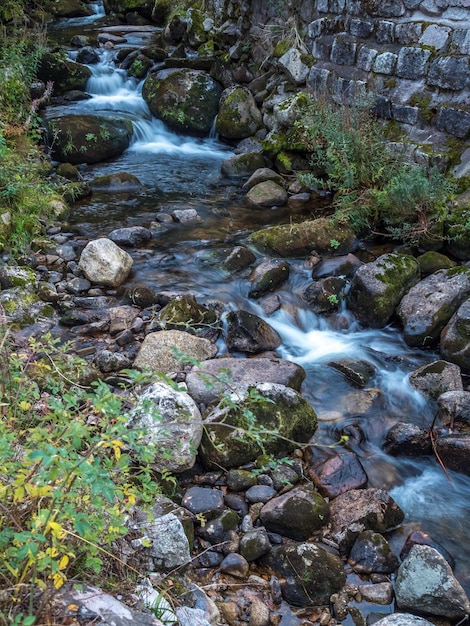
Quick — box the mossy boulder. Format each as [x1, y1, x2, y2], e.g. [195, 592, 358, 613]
[417, 251, 454, 276]
[155, 296, 220, 340]
[49, 0, 94, 17]
[142, 69, 223, 136]
[248, 217, 358, 258]
[245, 181, 288, 208]
[347, 253, 420, 328]
[47, 115, 133, 165]
[103, 0, 154, 19]
[199, 382, 318, 469]
[262, 543, 345, 606]
[0, 287, 54, 327]
[37, 52, 91, 95]
[221, 153, 267, 178]
[215, 86, 262, 140]
[445, 190, 470, 261]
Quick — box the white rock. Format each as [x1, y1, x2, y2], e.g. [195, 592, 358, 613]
[78, 237, 133, 287]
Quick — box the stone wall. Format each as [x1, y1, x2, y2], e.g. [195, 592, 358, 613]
[245, 0, 470, 143]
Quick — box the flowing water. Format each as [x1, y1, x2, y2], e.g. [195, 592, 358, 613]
[48, 7, 470, 595]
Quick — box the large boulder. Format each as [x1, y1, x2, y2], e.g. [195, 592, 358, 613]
[434, 433, 470, 476]
[199, 382, 317, 469]
[103, 0, 154, 20]
[78, 238, 133, 287]
[38, 52, 91, 94]
[47, 115, 133, 165]
[397, 268, 470, 347]
[225, 310, 282, 353]
[142, 69, 222, 135]
[441, 298, 470, 373]
[347, 253, 420, 328]
[128, 381, 203, 473]
[248, 217, 358, 258]
[437, 390, 470, 432]
[133, 329, 218, 374]
[396, 545, 470, 619]
[409, 360, 463, 399]
[261, 543, 345, 606]
[245, 181, 288, 208]
[185, 356, 306, 406]
[215, 86, 262, 140]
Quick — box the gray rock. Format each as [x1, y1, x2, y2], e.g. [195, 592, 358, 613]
[302, 277, 346, 313]
[131, 512, 191, 572]
[437, 390, 470, 431]
[239, 527, 272, 561]
[220, 246, 256, 272]
[441, 299, 470, 373]
[331, 34, 357, 65]
[108, 226, 152, 247]
[91, 172, 142, 192]
[358, 582, 393, 604]
[128, 381, 202, 473]
[278, 48, 310, 84]
[221, 152, 266, 178]
[396, 46, 431, 79]
[242, 168, 285, 192]
[328, 358, 376, 388]
[78, 238, 133, 287]
[383, 421, 432, 456]
[245, 181, 288, 208]
[347, 253, 420, 328]
[308, 451, 368, 498]
[185, 356, 305, 406]
[182, 486, 225, 522]
[373, 51, 397, 74]
[436, 107, 470, 139]
[172, 209, 200, 223]
[249, 259, 290, 298]
[216, 86, 262, 140]
[397, 268, 470, 347]
[133, 330, 218, 374]
[396, 545, 470, 619]
[272, 93, 310, 129]
[373, 615, 434, 626]
[94, 349, 131, 373]
[348, 530, 399, 573]
[435, 433, 470, 476]
[427, 56, 470, 91]
[219, 552, 250, 577]
[259, 484, 329, 541]
[409, 360, 463, 399]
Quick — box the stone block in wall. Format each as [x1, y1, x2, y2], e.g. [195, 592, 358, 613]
[403, 0, 421, 7]
[395, 22, 423, 45]
[444, 7, 470, 21]
[279, 49, 310, 85]
[346, 0, 362, 14]
[308, 18, 327, 38]
[451, 29, 470, 54]
[396, 47, 432, 79]
[376, 21, 395, 44]
[419, 24, 451, 50]
[420, 0, 441, 16]
[317, 0, 329, 12]
[357, 45, 378, 71]
[330, 34, 357, 64]
[436, 108, 470, 139]
[391, 103, 419, 124]
[427, 56, 470, 90]
[374, 96, 392, 119]
[349, 18, 374, 38]
[307, 66, 331, 93]
[332, 76, 368, 104]
[363, 0, 405, 17]
[312, 38, 333, 61]
[373, 51, 397, 74]
[330, 0, 346, 12]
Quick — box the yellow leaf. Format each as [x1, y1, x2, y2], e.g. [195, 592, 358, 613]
[58, 554, 69, 570]
[19, 400, 31, 412]
[47, 521, 64, 539]
[52, 571, 66, 589]
[13, 486, 25, 504]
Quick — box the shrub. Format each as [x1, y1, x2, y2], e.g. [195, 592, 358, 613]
[0, 327, 161, 623]
[297, 100, 455, 242]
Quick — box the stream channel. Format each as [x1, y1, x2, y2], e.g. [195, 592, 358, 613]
[47, 3, 470, 600]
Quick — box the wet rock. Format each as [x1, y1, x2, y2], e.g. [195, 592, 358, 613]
[347, 253, 420, 328]
[219, 553, 250, 578]
[312, 253, 364, 279]
[308, 451, 368, 498]
[329, 488, 404, 556]
[220, 246, 256, 272]
[186, 356, 305, 406]
[221, 153, 267, 178]
[154, 296, 220, 340]
[249, 217, 358, 258]
[172, 209, 200, 223]
[182, 486, 225, 522]
[262, 543, 345, 606]
[128, 381, 202, 474]
[437, 390, 470, 432]
[400, 530, 455, 569]
[259, 484, 329, 541]
[358, 582, 393, 604]
[395, 545, 470, 619]
[76, 46, 100, 64]
[348, 530, 399, 574]
[441, 298, 470, 374]
[108, 226, 152, 247]
[434, 433, 470, 476]
[245, 181, 288, 208]
[397, 268, 470, 347]
[142, 69, 222, 136]
[78, 238, 133, 287]
[383, 421, 432, 456]
[133, 329, 217, 374]
[409, 360, 463, 399]
[225, 310, 282, 353]
[47, 115, 133, 165]
[242, 168, 286, 192]
[239, 528, 272, 561]
[245, 485, 276, 503]
[248, 259, 290, 298]
[38, 52, 91, 95]
[328, 358, 376, 388]
[302, 277, 346, 313]
[199, 383, 317, 469]
[216, 86, 262, 140]
[373, 615, 435, 626]
[128, 284, 159, 308]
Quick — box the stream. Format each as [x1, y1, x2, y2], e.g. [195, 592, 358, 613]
[47, 5, 470, 599]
